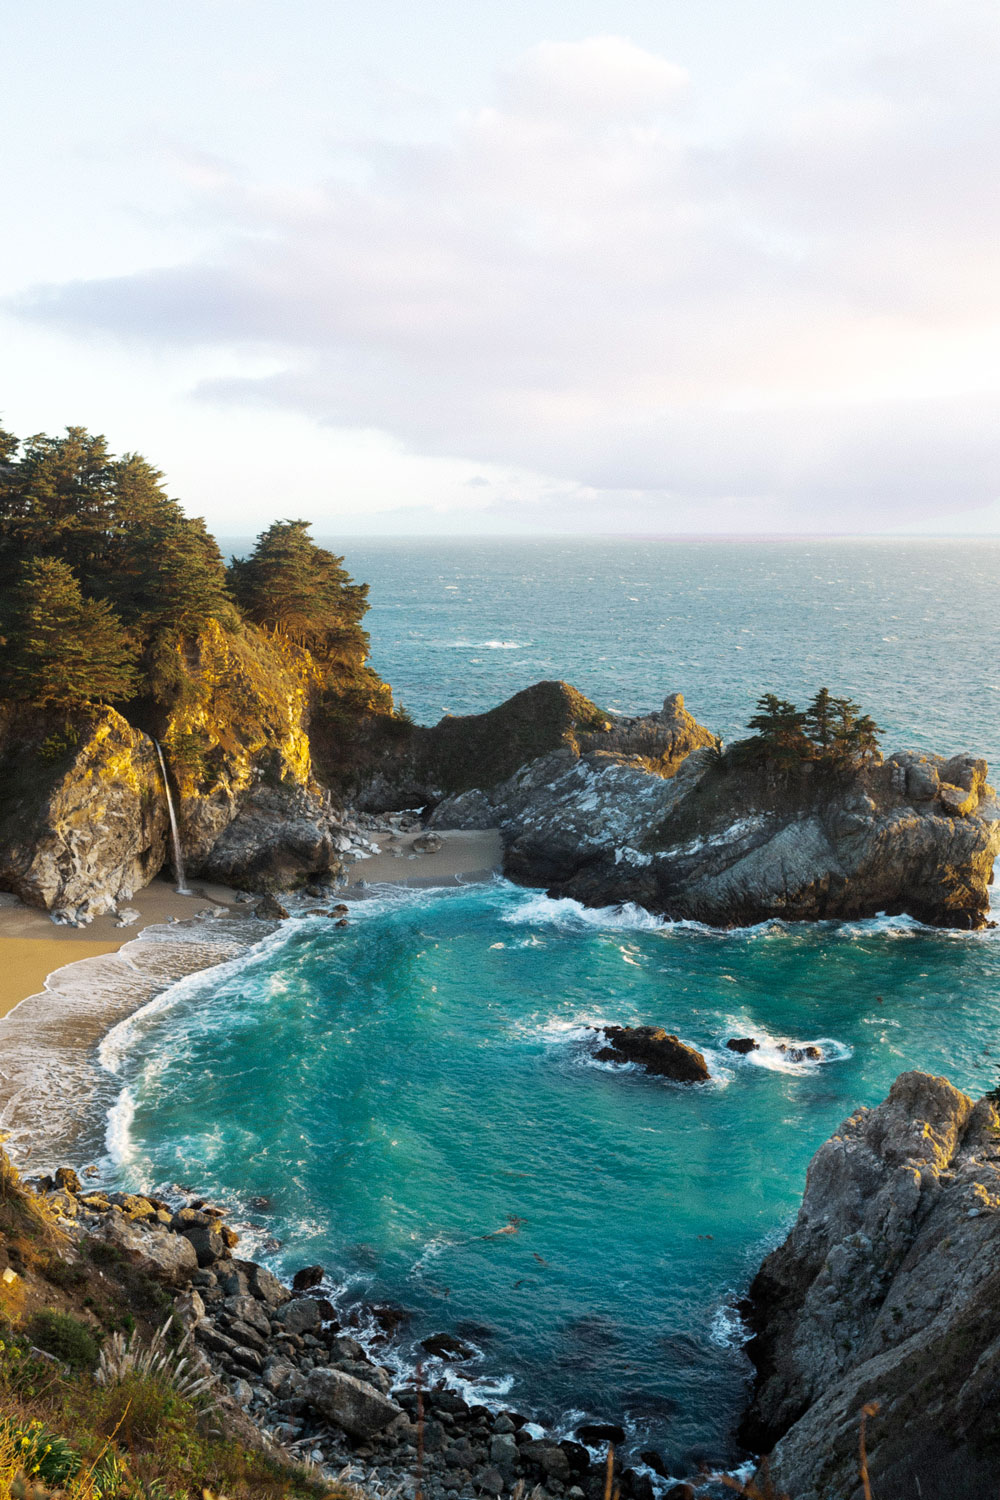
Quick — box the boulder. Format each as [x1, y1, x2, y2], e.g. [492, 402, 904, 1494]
[593, 1026, 711, 1083]
[726, 1037, 759, 1055]
[54, 1166, 81, 1194]
[420, 1331, 476, 1360]
[304, 1366, 403, 1438]
[182, 1222, 229, 1267]
[100, 1215, 198, 1284]
[253, 892, 290, 920]
[291, 1264, 325, 1291]
[273, 1296, 321, 1334]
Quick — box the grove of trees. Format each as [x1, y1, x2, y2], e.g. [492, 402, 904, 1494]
[746, 688, 882, 770]
[0, 422, 386, 725]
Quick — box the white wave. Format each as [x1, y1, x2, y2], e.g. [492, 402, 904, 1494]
[440, 639, 529, 650]
[717, 1023, 852, 1074]
[105, 1086, 137, 1167]
[501, 891, 667, 933]
[709, 1303, 751, 1350]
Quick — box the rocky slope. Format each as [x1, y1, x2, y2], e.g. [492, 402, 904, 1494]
[14, 1164, 661, 1500]
[430, 705, 1000, 929]
[740, 1070, 1000, 1500]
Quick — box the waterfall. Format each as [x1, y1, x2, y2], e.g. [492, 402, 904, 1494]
[153, 740, 192, 895]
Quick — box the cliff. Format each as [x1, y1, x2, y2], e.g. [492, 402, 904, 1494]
[740, 1071, 1000, 1500]
[0, 620, 368, 922]
[429, 703, 1000, 929]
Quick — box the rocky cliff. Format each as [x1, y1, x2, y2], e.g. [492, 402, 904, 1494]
[740, 1070, 1000, 1499]
[0, 706, 168, 924]
[430, 703, 1000, 929]
[0, 621, 359, 921]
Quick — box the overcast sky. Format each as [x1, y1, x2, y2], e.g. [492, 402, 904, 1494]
[2, 0, 998, 535]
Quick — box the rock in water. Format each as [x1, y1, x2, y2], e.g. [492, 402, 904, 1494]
[305, 1366, 403, 1437]
[740, 1070, 1000, 1500]
[593, 1026, 710, 1083]
[726, 1037, 759, 1055]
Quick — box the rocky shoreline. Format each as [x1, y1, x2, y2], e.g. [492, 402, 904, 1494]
[22, 1171, 698, 1500]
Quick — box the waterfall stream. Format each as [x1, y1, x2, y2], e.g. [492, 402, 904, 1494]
[153, 740, 192, 895]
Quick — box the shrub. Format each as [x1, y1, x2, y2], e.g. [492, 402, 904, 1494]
[26, 1312, 100, 1371]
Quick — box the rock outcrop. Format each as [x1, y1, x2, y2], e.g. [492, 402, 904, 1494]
[429, 699, 1000, 929]
[593, 1026, 711, 1083]
[358, 682, 716, 811]
[0, 707, 168, 923]
[741, 1071, 1000, 1499]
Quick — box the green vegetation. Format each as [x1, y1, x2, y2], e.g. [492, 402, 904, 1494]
[0, 421, 396, 773]
[744, 688, 882, 771]
[25, 1313, 99, 1372]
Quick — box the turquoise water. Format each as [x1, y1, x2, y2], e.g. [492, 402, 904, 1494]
[105, 882, 1000, 1472]
[112, 539, 1000, 1473]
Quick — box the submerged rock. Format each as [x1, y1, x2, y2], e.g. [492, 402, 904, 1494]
[741, 1070, 1000, 1499]
[593, 1026, 711, 1084]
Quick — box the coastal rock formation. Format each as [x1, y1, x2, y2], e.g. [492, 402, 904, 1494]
[358, 681, 716, 811]
[8, 1155, 653, 1500]
[0, 707, 168, 923]
[593, 1026, 711, 1083]
[741, 1071, 1000, 1499]
[430, 699, 1000, 929]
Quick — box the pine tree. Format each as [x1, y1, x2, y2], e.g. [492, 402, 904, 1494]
[804, 687, 835, 751]
[2, 557, 139, 709]
[228, 519, 370, 660]
[747, 694, 807, 760]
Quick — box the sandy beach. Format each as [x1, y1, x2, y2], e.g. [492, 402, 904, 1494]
[0, 827, 502, 1021]
[0, 827, 502, 1164]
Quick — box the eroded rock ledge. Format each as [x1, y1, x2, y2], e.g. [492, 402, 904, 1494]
[740, 1070, 1000, 1500]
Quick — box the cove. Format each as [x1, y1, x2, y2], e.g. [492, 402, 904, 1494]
[103, 880, 1000, 1472]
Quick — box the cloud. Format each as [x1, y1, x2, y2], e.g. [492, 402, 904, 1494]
[11, 10, 1000, 529]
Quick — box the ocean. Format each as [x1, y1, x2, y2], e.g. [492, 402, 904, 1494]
[107, 539, 1000, 1476]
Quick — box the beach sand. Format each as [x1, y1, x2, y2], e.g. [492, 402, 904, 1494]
[0, 827, 502, 1165]
[0, 827, 502, 1022]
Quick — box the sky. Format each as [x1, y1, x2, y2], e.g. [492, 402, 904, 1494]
[2, 0, 999, 536]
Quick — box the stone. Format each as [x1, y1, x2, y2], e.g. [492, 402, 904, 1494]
[54, 1166, 81, 1194]
[238, 1259, 289, 1308]
[489, 1434, 519, 1472]
[726, 1037, 759, 1055]
[254, 893, 290, 920]
[522, 1443, 571, 1483]
[292, 1264, 325, 1291]
[421, 1332, 477, 1360]
[412, 832, 444, 854]
[196, 1324, 264, 1373]
[223, 1294, 271, 1336]
[593, 1027, 711, 1084]
[476, 1467, 505, 1495]
[231, 1377, 254, 1406]
[274, 1297, 321, 1334]
[100, 1215, 199, 1284]
[304, 1366, 403, 1438]
[575, 1424, 625, 1447]
[173, 1288, 206, 1328]
[182, 1222, 228, 1267]
[47, 1191, 78, 1218]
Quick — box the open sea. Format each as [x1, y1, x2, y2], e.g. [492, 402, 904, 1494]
[108, 539, 1000, 1478]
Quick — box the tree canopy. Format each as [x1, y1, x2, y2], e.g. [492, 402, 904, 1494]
[1, 556, 139, 710]
[227, 519, 369, 659]
[747, 687, 882, 769]
[0, 427, 234, 640]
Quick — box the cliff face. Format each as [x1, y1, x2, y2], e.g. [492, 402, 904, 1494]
[741, 1071, 1000, 1500]
[429, 705, 1000, 929]
[0, 707, 168, 923]
[0, 621, 354, 920]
